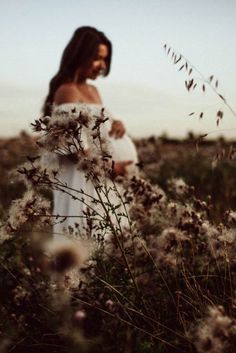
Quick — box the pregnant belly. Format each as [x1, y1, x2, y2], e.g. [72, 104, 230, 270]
[108, 134, 138, 163]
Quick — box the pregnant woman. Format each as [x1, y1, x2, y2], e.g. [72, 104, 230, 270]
[42, 26, 138, 236]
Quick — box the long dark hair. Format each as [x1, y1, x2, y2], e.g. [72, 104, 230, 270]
[42, 26, 112, 116]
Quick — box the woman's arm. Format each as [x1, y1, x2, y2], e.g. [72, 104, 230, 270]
[93, 86, 126, 139]
[110, 160, 133, 180]
[109, 120, 126, 138]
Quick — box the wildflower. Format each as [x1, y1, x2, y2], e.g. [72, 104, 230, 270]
[12, 285, 30, 306]
[6, 189, 51, 233]
[168, 177, 189, 196]
[105, 299, 116, 312]
[166, 201, 178, 217]
[224, 209, 236, 227]
[45, 236, 89, 274]
[207, 225, 236, 264]
[194, 306, 236, 353]
[200, 221, 210, 234]
[0, 227, 10, 243]
[155, 227, 189, 268]
[74, 309, 87, 322]
[126, 176, 165, 210]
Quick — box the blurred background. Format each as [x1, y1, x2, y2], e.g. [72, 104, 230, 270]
[1, 0, 236, 139]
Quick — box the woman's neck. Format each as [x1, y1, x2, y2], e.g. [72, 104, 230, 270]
[76, 80, 88, 87]
[74, 70, 87, 85]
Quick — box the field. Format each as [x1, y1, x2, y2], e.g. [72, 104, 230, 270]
[0, 127, 236, 353]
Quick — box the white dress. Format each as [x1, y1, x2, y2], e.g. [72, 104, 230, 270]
[51, 103, 138, 237]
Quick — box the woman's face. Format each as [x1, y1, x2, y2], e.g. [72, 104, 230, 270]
[83, 44, 109, 80]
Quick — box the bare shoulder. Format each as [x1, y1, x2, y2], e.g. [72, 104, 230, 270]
[54, 83, 80, 104]
[89, 84, 102, 103]
[89, 84, 99, 94]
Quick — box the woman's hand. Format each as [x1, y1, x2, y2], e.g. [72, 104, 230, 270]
[109, 120, 126, 139]
[110, 160, 133, 179]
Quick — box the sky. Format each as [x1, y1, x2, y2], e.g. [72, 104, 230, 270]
[1, 0, 236, 139]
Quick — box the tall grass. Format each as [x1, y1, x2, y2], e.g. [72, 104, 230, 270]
[0, 106, 236, 353]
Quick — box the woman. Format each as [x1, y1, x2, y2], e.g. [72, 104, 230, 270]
[42, 26, 138, 236]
